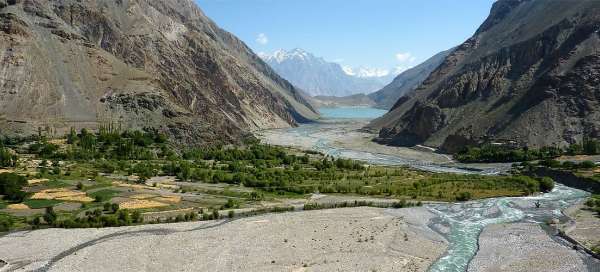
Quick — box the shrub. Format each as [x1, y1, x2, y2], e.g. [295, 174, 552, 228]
[0, 147, 17, 167]
[539, 177, 555, 192]
[579, 161, 596, 169]
[43, 207, 57, 225]
[0, 173, 28, 201]
[456, 192, 472, 202]
[0, 215, 13, 232]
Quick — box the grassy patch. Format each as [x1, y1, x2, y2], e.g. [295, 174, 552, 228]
[83, 181, 114, 192]
[23, 199, 62, 209]
[88, 189, 120, 201]
[0, 200, 6, 209]
[44, 179, 71, 189]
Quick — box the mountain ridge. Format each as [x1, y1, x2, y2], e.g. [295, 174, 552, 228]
[0, 0, 318, 144]
[369, 0, 600, 152]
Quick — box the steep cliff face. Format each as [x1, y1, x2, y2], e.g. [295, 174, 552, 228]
[0, 0, 318, 144]
[371, 0, 600, 152]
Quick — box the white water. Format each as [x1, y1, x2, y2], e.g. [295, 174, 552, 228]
[427, 184, 589, 271]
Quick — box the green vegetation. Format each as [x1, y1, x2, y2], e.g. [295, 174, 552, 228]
[303, 199, 421, 211]
[0, 127, 557, 232]
[455, 138, 600, 163]
[585, 195, 600, 216]
[0, 213, 14, 232]
[538, 159, 597, 170]
[0, 173, 28, 202]
[39, 207, 145, 229]
[455, 145, 562, 163]
[23, 199, 62, 209]
[88, 189, 120, 202]
[0, 146, 17, 167]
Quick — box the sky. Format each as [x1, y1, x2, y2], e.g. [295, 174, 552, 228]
[196, 0, 496, 74]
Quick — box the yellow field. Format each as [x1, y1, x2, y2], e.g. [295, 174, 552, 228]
[27, 178, 49, 185]
[31, 189, 93, 202]
[113, 181, 158, 191]
[7, 203, 30, 210]
[154, 195, 182, 204]
[130, 194, 158, 200]
[119, 199, 169, 210]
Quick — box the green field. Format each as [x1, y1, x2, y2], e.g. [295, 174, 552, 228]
[23, 199, 63, 209]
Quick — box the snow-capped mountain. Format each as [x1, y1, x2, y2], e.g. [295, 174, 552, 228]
[260, 49, 395, 97]
[342, 66, 391, 78]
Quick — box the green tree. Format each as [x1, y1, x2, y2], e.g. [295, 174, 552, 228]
[111, 203, 120, 214]
[0, 147, 17, 167]
[43, 207, 57, 225]
[583, 137, 599, 155]
[132, 210, 143, 223]
[67, 127, 79, 144]
[0, 215, 14, 232]
[0, 173, 28, 201]
[539, 177, 555, 192]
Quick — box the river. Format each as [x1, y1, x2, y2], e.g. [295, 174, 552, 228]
[259, 107, 597, 272]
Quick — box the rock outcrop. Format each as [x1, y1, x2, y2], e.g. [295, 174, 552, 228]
[370, 0, 600, 151]
[0, 0, 318, 144]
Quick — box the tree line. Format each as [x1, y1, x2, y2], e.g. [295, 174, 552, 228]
[455, 138, 600, 163]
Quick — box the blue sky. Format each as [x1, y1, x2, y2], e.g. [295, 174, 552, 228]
[196, 0, 495, 73]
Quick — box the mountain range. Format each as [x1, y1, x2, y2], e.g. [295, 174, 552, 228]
[369, 0, 600, 152]
[307, 49, 450, 109]
[0, 0, 318, 144]
[260, 48, 396, 97]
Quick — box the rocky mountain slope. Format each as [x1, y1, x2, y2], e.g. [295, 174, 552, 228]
[0, 0, 318, 144]
[369, 0, 600, 152]
[261, 49, 394, 97]
[368, 49, 451, 109]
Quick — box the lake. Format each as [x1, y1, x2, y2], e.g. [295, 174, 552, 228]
[318, 107, 388, 120]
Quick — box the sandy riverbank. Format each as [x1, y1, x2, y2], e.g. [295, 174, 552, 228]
[562, 204, 600, 255]
[259, 120, 513, 174]
[0, 207, 446, 272]
[468, 223, 595, 272]
[259, 120, 452, 164]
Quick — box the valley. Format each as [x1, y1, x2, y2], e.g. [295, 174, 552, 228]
[0, 0, 599, 271]
[1, 108, 598, 272]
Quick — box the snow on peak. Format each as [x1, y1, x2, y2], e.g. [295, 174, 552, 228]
[343, 66, 391, 78]
[260, 48, 316, 63]
[342, 65, 356, 76]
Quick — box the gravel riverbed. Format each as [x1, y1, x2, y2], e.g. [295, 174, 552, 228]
[0, 207, 446, 272]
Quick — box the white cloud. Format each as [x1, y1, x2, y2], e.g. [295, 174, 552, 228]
[395, 52, 416, 63]
[256, 33, 269, 45]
